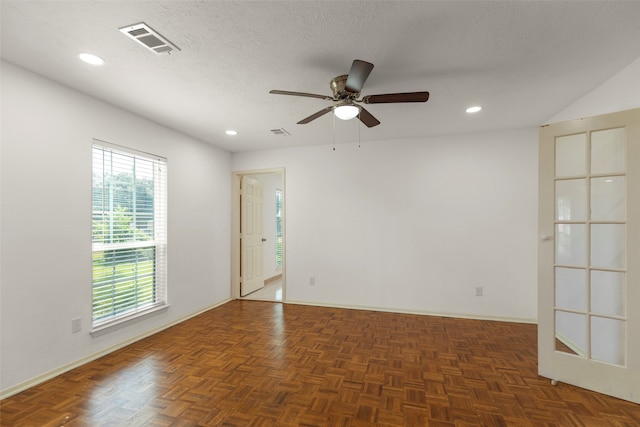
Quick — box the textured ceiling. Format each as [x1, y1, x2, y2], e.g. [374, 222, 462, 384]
[2, 1, 640, 152]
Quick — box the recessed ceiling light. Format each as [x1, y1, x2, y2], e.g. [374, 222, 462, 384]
[225, 130, 238, 136]
[466, 106, 482, 113]
[78, 53, 105, 66]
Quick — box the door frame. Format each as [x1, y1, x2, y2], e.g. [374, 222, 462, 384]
[232, 167, 286, 301]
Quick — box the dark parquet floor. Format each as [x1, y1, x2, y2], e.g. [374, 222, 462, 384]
[1, 300, 639, 426]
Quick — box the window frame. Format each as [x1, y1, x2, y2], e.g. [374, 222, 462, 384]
[90, 140, 168, 335]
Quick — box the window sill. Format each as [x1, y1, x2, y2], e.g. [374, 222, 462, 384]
[90, 304, 170, 337]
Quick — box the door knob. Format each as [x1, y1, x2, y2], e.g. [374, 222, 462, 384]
[262, 238, 267, 242]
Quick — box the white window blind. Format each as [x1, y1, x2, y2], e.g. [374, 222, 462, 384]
[92, 142, 167, 327]
[275, 189, 283, 269]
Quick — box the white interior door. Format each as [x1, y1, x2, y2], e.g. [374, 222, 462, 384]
[241, 176, 264, 296]
[539, 108, 640, 403]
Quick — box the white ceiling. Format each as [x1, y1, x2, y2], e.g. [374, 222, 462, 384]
[2, 1, 640, 152]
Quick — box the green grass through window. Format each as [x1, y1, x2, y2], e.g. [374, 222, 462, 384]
[92, 249, 156, 322]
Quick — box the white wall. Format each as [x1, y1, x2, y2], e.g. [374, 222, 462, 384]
[233, 129, 539, 321]
[0, 61, 232, 394]
[546, 56, 640, 123]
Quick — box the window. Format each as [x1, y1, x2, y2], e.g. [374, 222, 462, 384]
[92, 142, 167, 328]
[275, 189, 283, 269]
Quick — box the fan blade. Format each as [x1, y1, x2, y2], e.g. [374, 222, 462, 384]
[297, 106, 334, 124]
[362, 91, 430, 104]
[270, 90, 333, 101]
[357, 106, 381, 128]
[345, 60, 374, 93]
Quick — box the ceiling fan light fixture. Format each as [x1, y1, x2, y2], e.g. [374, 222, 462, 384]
[334, 104, 360, 121]
[270, 59, 428, 128]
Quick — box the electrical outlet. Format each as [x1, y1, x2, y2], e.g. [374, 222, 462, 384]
[71, 317, 81, 333]
[475, 286, 483, 297]
[309, 276, 316, 286]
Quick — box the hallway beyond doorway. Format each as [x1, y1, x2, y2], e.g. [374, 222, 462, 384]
[241, 278, 283, 302]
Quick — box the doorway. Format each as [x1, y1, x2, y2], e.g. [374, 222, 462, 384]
[232, 168, 285, 302]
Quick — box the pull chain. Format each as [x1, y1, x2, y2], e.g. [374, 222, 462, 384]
[332, 110, 336, 151]
[358, 110, 361, 148]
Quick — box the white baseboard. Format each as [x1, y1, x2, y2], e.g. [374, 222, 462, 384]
[0, 298, 232, 400]
[264, 274, 282, 285]
[284, 299, 538, 325]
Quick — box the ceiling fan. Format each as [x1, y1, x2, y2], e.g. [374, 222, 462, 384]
[269, 60, 429, 128]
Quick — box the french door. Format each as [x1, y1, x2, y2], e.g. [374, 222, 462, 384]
[538, 108, 640, 403]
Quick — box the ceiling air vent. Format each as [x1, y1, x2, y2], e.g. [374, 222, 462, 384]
[270, 128, 291, 136]
[119, 22, 180, 55]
